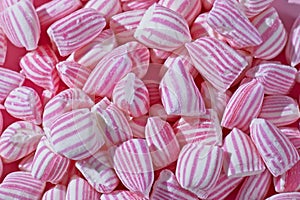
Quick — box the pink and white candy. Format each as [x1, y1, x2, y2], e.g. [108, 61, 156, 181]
[42, 185, 67, 200]
[238, 0, 274, 18]
[266, 192, 300, 200]
[286, 14, 300, 67]
[84, 0, 121, 21]
[280, 127, 300, 149]
[121, 0, 157, 11]
[0, 28, 7, 65]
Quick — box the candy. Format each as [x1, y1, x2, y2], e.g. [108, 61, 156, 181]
[238, 0, 274, 18]
[207, 0, 262, 49]
[18, 153, 34, 172]
[83, 41, 149, 98]
[134, 3, 191, 51]
[36, 0, 82, 27]
[145, 117, 180, 169]
[75, 149, 119, 193]
[150, 169, 198, 200]
[236, 169, 272, 200]
[266, 192, 300, 200]
[159, 57, 206, 116]
[280, 127, 300, 149]
[158, 0, 202, 25]
[49, 108, 106, 160]
[251, 7, 287, 59]
[0, 28, 7, 65]
[0, 171, 46, 200]
[174, 109, 222, 148]
[122, 0, 157, 11]
[67, 29, 117, 70]
[101, 190, 147, 200]
[258, 95, 300, 127]
[66, 175, 100, 200]
[128, 115, 148, 138]
[56, 61, 91, 89]
[223, 128, 265, 177]
[31, 137, 70, 184]
[221, 79, 264, 131]
[47, 8, 106, 56]
[0, 121, 43, 163]
[42, 185, 67, 200]
[0, 0, 33, 8]
[0, 0, 40, 50]
[19, 45, 59, 95]
[186, 37, 248, 92]
[175, 143, 223, 198]
[149, 103, 178, 122]
[113, 139, 154, 198]
[150, 48, 171, 64]
[4, 86, 43, 125]
[286, 15, 300, 67]
[250, 118, 300, 177]
[84, 0, 121, 21]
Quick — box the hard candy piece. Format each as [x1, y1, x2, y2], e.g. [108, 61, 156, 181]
[122, 0, 157, 11]
[280, 127, 300, 149]
[286, 15, 300, 67]
[238, 0, 274, 17]
[84, 0, 121, 21]
[42, 185, 67, 200]
[266, 192, 300, 200]
[0, 28, 7, 65]
[100, 190, 147, 200]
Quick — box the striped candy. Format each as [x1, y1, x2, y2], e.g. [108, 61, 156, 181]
[66, 175, 100, 200]
[110, 9, 145, 44]
[159, 57, 206, 116]
[31, 137, 70, 184]
[286, 15, 300, 67]
[83, 41, 150, 97]
[251, 7, 287, 60]
[145, 117, 180, 170]
[0, 171, 46, 200]
[175, 143, 223, 198]
[250, 118, 300, 177]
[186, 37, 248, 92]
[56, 61, 92, 89]
[94, 103, 133, 146]
[0, 0, 40, 50]
[0, 67, 25, 103]
[134, 3, 191, 51]
[101, 190, 148, 200]
[18, 153, 34, 172]
[0, 121, 43, 163]
[207, 0, 262, 49]
[266, 192, 300, 200]
[129, 116, 148, 139]
[223, 128, 265, 177]
[0, 28, 7, 65]
[174, 109, 223, 148]
[19, 45, 59, 94]
[47, 8, 106, 56]
[84, 0, 121, 21]
[150, 48, 171, 64]
[36, 0, 82, 27]
[150, 169, 198, 200]
[90, 97, 111, 115]
[288, 0, 300, 4]
[221, 79, 264, 131]
[75, 149, 119, 193]
[113, 139, 154, 198]
[280, 127, 300, 149]
[0, 158, 3, 179]
[42, 185, 67, 200]
[122, 0, 157, 11]
[67, 29, 117, 70]
[238, 0, 274, 17]
[158, 0, 202, 25]
[274, 160, 300, 192]
[149, 103, 178, 123]
[236, 169, 272, 200]
[112, 73, 150, 118]
[246, 62, 297, 95]
[258, 95, 300, 127]
[0, 0, 33, 8]
[49, 108, 105, 160]
[4, 86, 42, 125]
[43, 88, 94, 133]
[205, 173, 244, 200]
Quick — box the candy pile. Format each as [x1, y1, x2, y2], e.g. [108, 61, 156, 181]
[0, 0, 300, 199]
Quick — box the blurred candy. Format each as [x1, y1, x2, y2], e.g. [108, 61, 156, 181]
[113, 139, 154, 198]
[0, 171, 46, 200]
[49, 108, 105, 160]
[223, 128, 265, 177]
[36, 0, 82, 27]
[134, 3, 191, 51]
[4, 86, 42, 125]
[258, 95, 300, 127]
[0, 28, 7, 65]
[0, 0, 40, 50]
[42, 185, 67, 200]
[47, 8, 106, 56]
[150, 169, 198, 200]
[0, 0, 33, 8]
[186, 37, 248, 92]
[207, 0, 262, 48]
[175, 143, 223, 198]
[0, 121, 43, 163]
[221, 79, 264, 131]
[286, 15, 300, 67]
[238, 0, 274, 17]
[251, 7, 287, 59]
[84, 0, 121, 21]
[250, 118, 300, 177]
